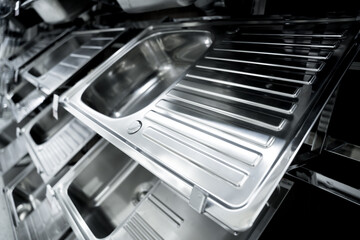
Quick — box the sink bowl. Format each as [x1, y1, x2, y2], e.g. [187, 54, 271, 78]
[23, 104, 95, 182]
[81, 30, 212, 118]
[21, 29, 124, 96]
[3, 159, 73, 240]
[0, 120, 17, 149]
[29, 106, 72, 145]
[54, 140, 158, 239]
[12, 168, 44, 221]
[0, 120, 28, 173]
[10, 81, 37, 104]
[6, 80, 46, 123]
[4, 163, 46, 223]
[67, 142, 157, 238]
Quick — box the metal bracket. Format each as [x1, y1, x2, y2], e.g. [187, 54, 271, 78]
[46, 185, 56, 198]
[189, 186, 208, 214]
[52, 94, 59, 120]
[311, 88, 339, 153]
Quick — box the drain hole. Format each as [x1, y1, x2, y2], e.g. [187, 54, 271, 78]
[16, 203, 33, 221]
[132, 182, 154, 205]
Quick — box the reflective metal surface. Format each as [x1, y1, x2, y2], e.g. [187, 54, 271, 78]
[327, 141, 360, 161]
[21, 29, 125, 96]
[7, 80, 46, 123]
[8, 29, 71, 71]
[14, 195, 71, 240]
[0, 120, 28, 173]
[4, 30, 71, 123]
[81, 30, 212, 118]
[288, 166, 360, 205]
[22, 104, 95, 182]
[54, 139, 293, 240]
[0, 120, 17, 149]
[29, 106, 72, 145]
[3, 161, 71, 240]
[54, 140, 157, 239]
[61, 19, 360, 232]
[4, 163, 46, 224]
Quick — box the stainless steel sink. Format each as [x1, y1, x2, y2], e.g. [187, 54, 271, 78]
[21, 29, 124, 96]
[5, 30, 71, 123]
[54, 139, 293, 240]
[0, 120, 17, 149]
[0, 120, 28, 173]
[60, 20, 360, 232]
[69, 162, 156, 238]
[81, 31, 212, 118]
[8, 29, 71, 71]
[9, 81, 37, 105]
[23, 104, 95, 182]
[54, 140, 158, 239]
[29, 106, 72, 145]
[6, 80, 46, 123]
[27, 35, 89, 78]
[4, 163, 46, 223]
[3, 159, 73, 240]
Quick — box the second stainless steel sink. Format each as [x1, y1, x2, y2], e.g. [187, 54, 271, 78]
[54, 139, 292, 240]
[54, 140, 158, 239]
[23, 104, 95, 182]
[0, 120, 27, 173]
[7, 80, 46, 123]
[5, 163, 45, 223]
[27, 35, 90, 78]
[0, 120, 17, 149]
[29, 106, 72, 145]
[68, 145, 157, 238]
[3, 159, 73, 240]
[21, 29, 125, 96]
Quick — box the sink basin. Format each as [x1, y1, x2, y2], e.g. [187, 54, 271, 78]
[12, 167, 45, 221]
[81, 30, 212, 118]
[6, 80, 46, 123]
[0, 120, 17, 149]
[4, 163, 46, 223]
[28, 35, 89, 78]
[3, 159, 73, 240]
[29, 106, 72, 145]
[67, 142, 157, 238]
[0, 121, 28, 173]
[9, 81, 36, 104]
